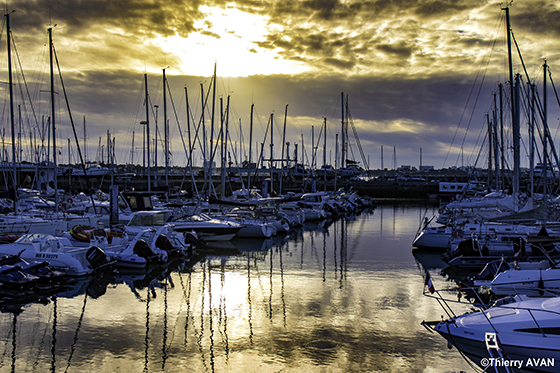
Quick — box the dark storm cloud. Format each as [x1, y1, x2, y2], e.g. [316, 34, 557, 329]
[236, 0, 493, 74]
[9, 0, 203, 37]
[2, 0, 559, 168]
[375, 41, 417, 59]
[46, 67, 484, 167]
[510, 1, 560, 37]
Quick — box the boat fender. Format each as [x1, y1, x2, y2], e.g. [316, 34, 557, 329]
[86, 246, 109, 269]
[70, 225, 94, 242]
[513, 237, 525, 256]
[452, 229, 464, 239]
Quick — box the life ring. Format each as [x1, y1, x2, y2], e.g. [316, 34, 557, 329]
[452, 229, 464, 239]
[70, 224, 94, 242]
[0, 235, 19, 244]
[67, 198, 73, 204]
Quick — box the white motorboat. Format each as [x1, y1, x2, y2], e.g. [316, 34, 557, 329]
[414, 218, 544, 251]
[0, 212, 102, 236]
[474, 265, 560, 296]
[426, 296, 560, 372]
[412, 218, 454, 249]
[64, 224, 193, 268]
[213, 210, 276, 238]
[71, 164, 112, 177]
[127, 210, 242, 242]
[0, 234, 111, 276]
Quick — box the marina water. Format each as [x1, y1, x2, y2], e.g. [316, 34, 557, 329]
[0, 203, 474, 372]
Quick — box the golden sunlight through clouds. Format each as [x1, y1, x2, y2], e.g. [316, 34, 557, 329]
[150, 6, 309, 77]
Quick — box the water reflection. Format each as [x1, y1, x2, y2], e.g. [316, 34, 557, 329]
[0, 205, 476, 372]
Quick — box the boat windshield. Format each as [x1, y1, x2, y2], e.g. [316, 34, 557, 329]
[128, 213, 167, 227]
[190, 214, 211, 222]
[15, 234, 54, 245]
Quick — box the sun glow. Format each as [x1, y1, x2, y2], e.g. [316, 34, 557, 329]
[150, 6, 308, 77]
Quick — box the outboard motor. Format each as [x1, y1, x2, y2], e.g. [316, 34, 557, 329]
[531, 227, 554, 256]
[183, 232, 201, 257]
[86, 246, 110, 269]
[133, 239, 160, 262]
[156, 234, 180, 256]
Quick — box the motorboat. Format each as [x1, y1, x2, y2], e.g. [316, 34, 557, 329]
[64, 224, 194, 268]
[414, 219, 542, 251]
[315, 164, 336, 179]
[213, 210, 276, 238]
[71, 164, 112, 177]
[474, 264, 560, 296]
[425, 296, 560, 372]
[127, 210, 242, 242]
[444, 226, 560, 264]
[0, 234, 111, 276]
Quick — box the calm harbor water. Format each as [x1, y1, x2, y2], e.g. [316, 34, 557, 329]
[0, 204, 475, 373]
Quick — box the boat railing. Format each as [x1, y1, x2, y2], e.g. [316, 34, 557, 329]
[497, 303, 560, 338]
[422, 270, 493, 321]
[423, 269, 560, 339]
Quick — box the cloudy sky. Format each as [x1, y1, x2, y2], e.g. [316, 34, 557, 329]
[2, 0, 560, 171]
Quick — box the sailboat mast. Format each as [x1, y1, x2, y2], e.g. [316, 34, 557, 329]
[220, 97, 225, 198]
[154, 104, 158, 186]
[492, 92, 500, 190]
[201, 83, 206, 195]
[248, 103, 254, 190]
[6, 12, 17, 211]
[270, 113, 274, 195]
[144, 73, 151, 193]
[340, 92, 345, 169]
[49, 26, 59, 212]
[504, 5, 520, 198]
[280, 104, 288, 194]
[83, 116, 87, 163]
[323, 117, 327, 167]
[223, 95, 230, 198]
[499, 83, 504, 190]
[513, 74, 521, 200]
[163, 68, 169, 187]
[530, 82, 535, 205]
[210, 63, 217, 197]
[543, 60, 548, 207]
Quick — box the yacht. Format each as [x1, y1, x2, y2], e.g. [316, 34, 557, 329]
[126, 210, 242, 242]
[425, 296, 560, 372]
[0, 234, 111, 276]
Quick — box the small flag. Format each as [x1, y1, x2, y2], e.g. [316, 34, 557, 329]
[425, 271, 435, 294]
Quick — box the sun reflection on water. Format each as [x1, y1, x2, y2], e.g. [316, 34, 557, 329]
[0, 204, 473, 372]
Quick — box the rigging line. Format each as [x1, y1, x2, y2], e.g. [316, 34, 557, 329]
[250, 114, 271, 182]
[52, 43, 95, 205]
[532, 80, 560, 179]
[547, 71, 560, 181]
[11, 32, 40, 133]
[444, 11, 503, 168]
[511, 30, 560, 174]
[464, 113, 488, 168]
[346, 109, 368, 168]
[453, 67, 489, 169]
[125, 78, 145, 164]
[166, 79, 191, 167]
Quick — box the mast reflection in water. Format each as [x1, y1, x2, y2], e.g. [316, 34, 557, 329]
[0, 204, 473, 372]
